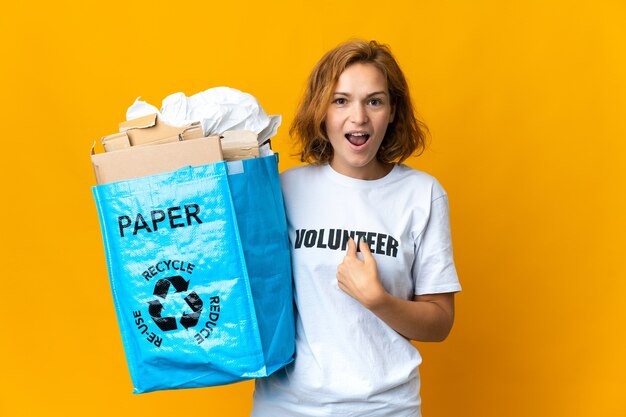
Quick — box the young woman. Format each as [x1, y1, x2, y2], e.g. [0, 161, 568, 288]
[252, 40, 461, 417]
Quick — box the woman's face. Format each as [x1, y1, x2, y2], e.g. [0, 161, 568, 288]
[325, 62, 395, 180]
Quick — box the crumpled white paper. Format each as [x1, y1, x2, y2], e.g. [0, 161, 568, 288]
[126, 87, 281, 145]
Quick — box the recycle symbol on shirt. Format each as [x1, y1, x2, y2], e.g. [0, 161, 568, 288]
[147, 275, 203, 331]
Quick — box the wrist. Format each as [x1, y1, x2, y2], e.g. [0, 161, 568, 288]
[364, 287, 391, 311]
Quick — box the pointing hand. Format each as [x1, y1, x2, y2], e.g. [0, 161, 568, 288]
[336, 237, 387, 309]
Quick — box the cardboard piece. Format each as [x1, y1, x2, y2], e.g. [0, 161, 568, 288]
[91, 136, 223, 185]
[102, 114, 204, 152]
[220, 130, 260, 161]
[92, 114, 266, 185]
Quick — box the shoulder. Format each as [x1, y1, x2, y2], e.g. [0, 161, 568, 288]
[392, 164, 448, 201]
[280, 164, 324, 187]
[280, 164, 312, 180]
[279, 165, 331, 210]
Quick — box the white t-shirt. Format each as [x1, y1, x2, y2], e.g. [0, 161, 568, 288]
[252, 163, 461, 417]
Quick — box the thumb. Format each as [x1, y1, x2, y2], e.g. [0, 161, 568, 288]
[345, 237, 357, 258]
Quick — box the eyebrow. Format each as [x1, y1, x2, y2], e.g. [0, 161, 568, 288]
[333, 91, 388, 97]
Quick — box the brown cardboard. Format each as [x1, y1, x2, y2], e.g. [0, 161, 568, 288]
[102, 114, 204, 152]
[101, 132, 131, 152]
[220, 130, 260, 161]
[91, 136, 223, 185]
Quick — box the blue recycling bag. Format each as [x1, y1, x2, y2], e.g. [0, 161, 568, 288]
[92, 154, 294, 393]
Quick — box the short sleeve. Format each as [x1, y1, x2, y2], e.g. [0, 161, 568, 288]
[412, 191, 462, 295]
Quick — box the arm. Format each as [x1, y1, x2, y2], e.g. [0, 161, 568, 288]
[337, 238, 455, 342]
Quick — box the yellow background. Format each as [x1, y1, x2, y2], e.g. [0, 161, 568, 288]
[1, 1, 624, 416]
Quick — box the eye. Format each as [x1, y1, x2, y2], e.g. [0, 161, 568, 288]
[368, 98, 383, 106]
[333, 98, 347, 105]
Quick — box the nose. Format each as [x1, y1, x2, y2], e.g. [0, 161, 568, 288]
[350, 103, 368, 124]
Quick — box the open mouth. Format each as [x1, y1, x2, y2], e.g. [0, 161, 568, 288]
[345, 132, 370, 146]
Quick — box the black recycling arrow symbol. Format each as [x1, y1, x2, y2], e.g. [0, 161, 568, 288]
[147, 275, 204, 332]
[148, 300, 177, 331]
[153, 275, 190, 298]
[180, 291, 204, 329]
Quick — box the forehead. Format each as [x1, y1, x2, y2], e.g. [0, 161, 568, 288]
[335, 63, 388, 92]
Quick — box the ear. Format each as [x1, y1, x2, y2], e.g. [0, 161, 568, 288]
[389, 104, 396, 124]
